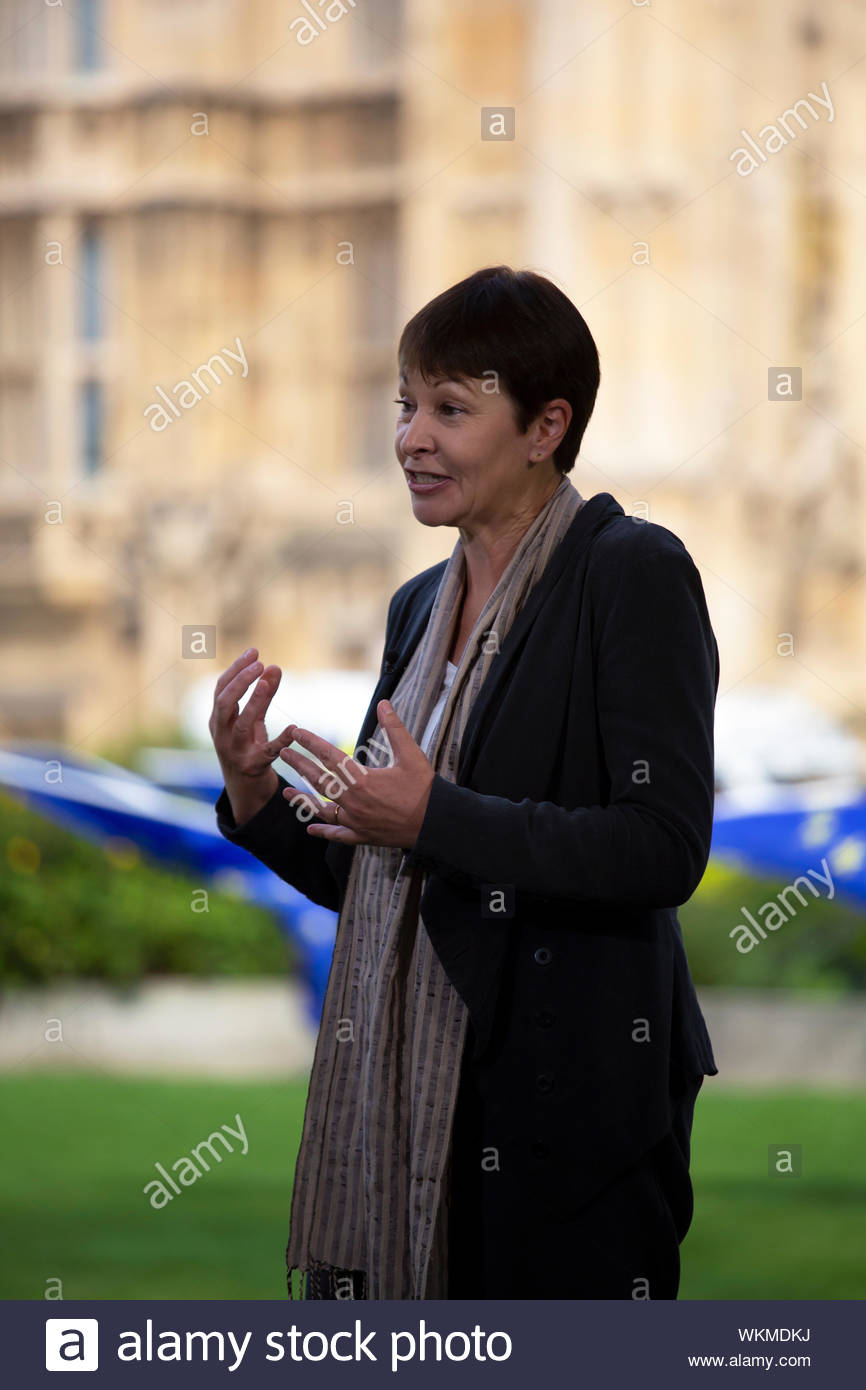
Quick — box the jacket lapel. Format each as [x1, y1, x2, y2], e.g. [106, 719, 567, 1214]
[456, 492, 621, 781]
[355, 565, 445, 759]
[323, 565, 443, 889]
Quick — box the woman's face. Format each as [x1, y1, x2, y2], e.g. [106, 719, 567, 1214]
[394, 366, 568, 531]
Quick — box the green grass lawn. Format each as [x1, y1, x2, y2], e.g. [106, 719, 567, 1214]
[1, 1074, 863, 1299]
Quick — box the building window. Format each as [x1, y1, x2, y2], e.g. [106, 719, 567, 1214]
[350, 207, 396, 347]
[356, 373, 394, 474]
[349, 0, 402, 69]
[75, 0, 103, 71]
[79, 223, 102, 340]
[80, 380, 103, 475]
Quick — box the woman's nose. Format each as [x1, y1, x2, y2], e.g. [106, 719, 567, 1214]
[399, 410, 434, 455]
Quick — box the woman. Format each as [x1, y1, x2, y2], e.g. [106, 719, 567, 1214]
[211, 264, 719, 1301]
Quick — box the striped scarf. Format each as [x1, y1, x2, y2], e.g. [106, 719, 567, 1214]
[286, 474, 586, 1299]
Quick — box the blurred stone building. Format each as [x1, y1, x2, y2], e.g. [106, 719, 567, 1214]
[0, 0, 864, 750]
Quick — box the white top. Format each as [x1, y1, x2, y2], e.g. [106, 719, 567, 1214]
[418, 660, 458, 759]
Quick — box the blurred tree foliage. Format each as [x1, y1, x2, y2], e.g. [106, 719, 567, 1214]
[681, 857, 866, 992]
[0, 793, 296, 986]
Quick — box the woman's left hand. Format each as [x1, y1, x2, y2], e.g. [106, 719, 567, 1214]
[278, 700, 435, 849]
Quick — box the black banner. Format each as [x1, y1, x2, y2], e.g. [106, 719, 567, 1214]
[4, 1299, 859, 1387]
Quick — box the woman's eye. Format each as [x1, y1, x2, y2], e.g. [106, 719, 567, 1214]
[393, 399, 461, 417]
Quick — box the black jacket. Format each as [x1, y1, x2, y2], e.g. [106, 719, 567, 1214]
[215, 490, 719, 1217]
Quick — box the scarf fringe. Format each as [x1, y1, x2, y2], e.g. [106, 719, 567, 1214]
[287, 1258, 367, 1300]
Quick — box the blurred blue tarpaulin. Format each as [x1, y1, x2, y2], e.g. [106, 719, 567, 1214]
[0, 745, 337, 1029]
[712, 782, 866, 908]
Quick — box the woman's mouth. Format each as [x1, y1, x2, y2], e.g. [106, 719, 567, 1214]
[406, 470, 453, 494]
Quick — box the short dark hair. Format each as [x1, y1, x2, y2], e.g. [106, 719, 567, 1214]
[397, 265, 600, 475]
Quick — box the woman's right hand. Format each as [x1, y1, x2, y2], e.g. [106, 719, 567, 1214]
[209, 647, 297, 827]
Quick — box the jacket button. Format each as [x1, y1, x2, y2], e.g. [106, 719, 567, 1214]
[533, 946, 552, 966]
[535, 1009, 555, 1028]
[535, 1072, 553, 1093]
[530, 1140, 550, 1159]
